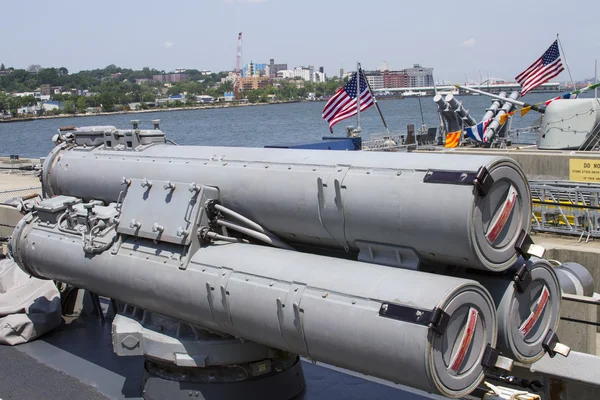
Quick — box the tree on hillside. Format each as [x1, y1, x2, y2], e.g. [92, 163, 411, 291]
[0, 63, 5, 71]
[58, 67, 69, 76]
[76, 97, 86, 113]
[27, 64, 42, 73]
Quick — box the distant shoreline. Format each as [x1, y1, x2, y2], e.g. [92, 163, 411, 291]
[0, 100, 304, 123]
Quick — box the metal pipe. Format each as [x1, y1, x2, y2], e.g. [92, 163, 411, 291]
[445, 94, 477, 126]
[483, 91, 519, 143]
[216, 219, 295, 251]
[204, 231, 242, 243]
[214, 204, 271, 235]
[433, 94, 460, 134]
[456, 85, 545, 114]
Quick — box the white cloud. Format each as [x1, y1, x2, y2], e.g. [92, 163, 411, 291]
[462, 38, 476, 48]
[163, 41, 174, 49]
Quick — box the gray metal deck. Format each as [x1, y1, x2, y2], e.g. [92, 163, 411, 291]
[0, 312, 440, 400]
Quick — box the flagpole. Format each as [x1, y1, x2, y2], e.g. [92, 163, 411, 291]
[557, 33, 575, 90]
[356, 61, 361, 132]
[594, 58, 598, 99]
[364, 70, 390, 135]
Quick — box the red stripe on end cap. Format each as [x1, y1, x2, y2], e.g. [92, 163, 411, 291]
[486, 185, 518, 243]
[449, 307, 479, 373]
[519, 286, 550, 336]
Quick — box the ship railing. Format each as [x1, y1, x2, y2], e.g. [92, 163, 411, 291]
[578, 122, 600, 151]
[0, 186, 42, 204]
[530, 180, 600, 241]
[361, 134, 411, 152]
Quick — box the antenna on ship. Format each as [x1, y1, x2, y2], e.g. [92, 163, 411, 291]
[595, 59, 598, 99]
[556, 33, 575, 89]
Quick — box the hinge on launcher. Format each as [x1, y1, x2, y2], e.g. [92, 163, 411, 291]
[474, 166, 494, 197]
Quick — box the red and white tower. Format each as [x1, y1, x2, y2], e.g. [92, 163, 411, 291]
[235, 32, 243, 77]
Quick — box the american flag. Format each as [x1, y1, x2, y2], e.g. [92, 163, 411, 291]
[515, 40, 564, 97]
[322, 69, 373, 132]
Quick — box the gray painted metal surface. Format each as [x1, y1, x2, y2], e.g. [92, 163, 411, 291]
[473, 258, 561, 364]
[425, 257, 562, 365]
[11, 203, 499, 397]
[483, 92, 519, 143]
[444, 94, 477, 127]
[433, 94, 461, 133]
[555, 262, 594, 296]
[538, 99, 600, 150]
[481, 92, 506, 126]
[42, 135, 532, 271]
[531, 350, 600, 388]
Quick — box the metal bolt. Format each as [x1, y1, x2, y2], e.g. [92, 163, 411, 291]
[129, 219, 141, 229]
[121, 176, 131, 186]
[152, 223, 164, 233]
[381, 304, 388, 312]
[163, 181, 176, 191]
[415, 310, 424, 320]
[141, 178, 152, 188]
[322, 292, 328, 298]
[189, 182, 200, 193]
[176, 227, 189, 237]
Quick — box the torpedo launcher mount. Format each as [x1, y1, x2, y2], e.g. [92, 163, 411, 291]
[8, 124, 557, 399]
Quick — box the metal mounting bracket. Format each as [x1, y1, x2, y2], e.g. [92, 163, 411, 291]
[379, 302, 450, 336]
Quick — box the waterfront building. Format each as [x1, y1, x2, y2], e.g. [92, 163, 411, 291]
[276, 66, 324, 82]
[243, 62, 269, 77]
[364, 71, 384, 90]
[269, 59, 288, 78]
[405, 64, 434, 87]
[314, 71, 326, 83]
[17, 105, 40, 115]
[40, 84, 51, 96]
[41, 100, 62, 112]
[195, 95, 215, 103]
[361, 63, 434, 89]
[383, 70, 408, 88]
[152, 73, 190, 83]
[237, 76, 272, 91]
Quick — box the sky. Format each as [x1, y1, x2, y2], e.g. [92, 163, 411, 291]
[1, 0, 598, 82]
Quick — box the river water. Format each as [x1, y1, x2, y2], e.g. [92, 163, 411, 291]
[0, 92, 586, 158]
